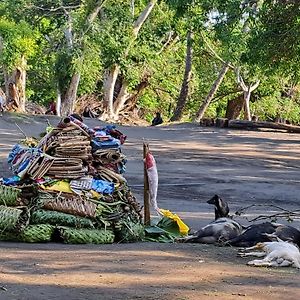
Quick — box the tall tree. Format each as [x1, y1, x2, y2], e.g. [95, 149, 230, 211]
[171, 30, 193, 121]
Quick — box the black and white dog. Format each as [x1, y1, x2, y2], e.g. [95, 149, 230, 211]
[182, 195, 300, 247]
[183, 195, 243, 244]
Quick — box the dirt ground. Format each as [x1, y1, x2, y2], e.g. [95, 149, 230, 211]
[0, 113, 300, 300]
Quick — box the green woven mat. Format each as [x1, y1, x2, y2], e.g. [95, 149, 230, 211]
[0, 205, 29, 232]
[19, 224, 54, 243]
[0, 185, 21, 206]
[31, 210, 94, 229]
[0, 224, 54, 243]
[57, 226, 115, 244]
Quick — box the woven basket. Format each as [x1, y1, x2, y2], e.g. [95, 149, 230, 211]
[31, 209, 95, 228]
[38, 192, 97, 218]
[0, 205, 29, 232]
[19, 224, 54, 243]
[57, 226, 115, 244]
[0, 185, 22, 206]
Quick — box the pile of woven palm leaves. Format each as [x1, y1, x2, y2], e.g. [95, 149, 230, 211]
[0, 116, 144, 244]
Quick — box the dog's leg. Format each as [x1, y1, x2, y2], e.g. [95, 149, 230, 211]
[241, 244, 260, 252]
[278, 259, 293, 267]
[247, 258, 272, 267]
[238, 251, 266, 257]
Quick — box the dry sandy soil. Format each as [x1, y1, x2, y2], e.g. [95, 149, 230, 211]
[0, 113, 300, 300]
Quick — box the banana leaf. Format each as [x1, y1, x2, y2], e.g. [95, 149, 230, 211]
[144, 216, 182, 243]
[114, 216, 145, 242]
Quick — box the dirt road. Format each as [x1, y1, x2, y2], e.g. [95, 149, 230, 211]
[0, 113, 299, 299]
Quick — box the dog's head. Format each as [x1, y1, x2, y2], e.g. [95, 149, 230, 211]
[207, 195, 229, 219]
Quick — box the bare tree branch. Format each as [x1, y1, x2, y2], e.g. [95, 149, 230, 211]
[234, 204, 300, 222]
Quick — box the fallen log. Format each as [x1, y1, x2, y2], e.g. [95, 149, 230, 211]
[228, 120, 300, 133]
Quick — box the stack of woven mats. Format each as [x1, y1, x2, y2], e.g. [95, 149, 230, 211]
[0, 117, 143, 244]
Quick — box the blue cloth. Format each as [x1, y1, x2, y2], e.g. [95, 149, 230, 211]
[91, 179, 114, 194]
[1, 176, 21, 185]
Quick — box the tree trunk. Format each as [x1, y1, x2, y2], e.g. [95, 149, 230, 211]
[102, 1, 157, 120]
[103, 64, 120, 119]
[56, 87, 62, 117]
[228, 119, 300, 133]
[194, 62, 229, 122]
[113, 81, 130, 116]
[225, 94, 244, 120]
[243, 87, 251, 121]
[15, 56, 27, 112]
[61, 72, 81, 116]
[171, 31, 193, 121]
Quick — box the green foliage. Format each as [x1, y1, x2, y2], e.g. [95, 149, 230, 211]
[1, 0, 300, 123]
[0, 19, 37, 70]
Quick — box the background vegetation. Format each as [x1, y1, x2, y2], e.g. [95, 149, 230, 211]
[1, 0, 300, 123]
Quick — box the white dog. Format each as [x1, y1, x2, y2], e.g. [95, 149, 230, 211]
[239, 241, 300, 269]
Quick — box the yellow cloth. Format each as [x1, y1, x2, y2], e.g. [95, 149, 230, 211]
[159, 209, 189, 236]
[41, 181, 73, 193]
[41, 181, 102, 199]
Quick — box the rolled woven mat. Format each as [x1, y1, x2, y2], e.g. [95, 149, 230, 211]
[93, 149, 125, 164]
[31, 209, 95, 228]
[46, 157, 85, 177]
[56, 226, 115, 244]
[26, 154, 55, 179]
[48, 165, 84, 171]
[0, 185, 22, 206]
[57, 141, 91, 147]
[46, 172, 86, 179]
[0, 205, 29, 232]
[51, 157, 83, 165]
[38, 192, 97, 218]
[18, 224, 54, 243]
[95, 166, 126, 184]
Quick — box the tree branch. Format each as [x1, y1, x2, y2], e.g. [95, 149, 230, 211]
[200, 31, 235, 70]
[133, 0, 158, 38]
[234, 204, 300, 222]
[81, 0, 108, 37]
[236, 68, 247, 91]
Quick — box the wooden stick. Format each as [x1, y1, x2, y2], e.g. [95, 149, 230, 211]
[143, 142, 151, 225]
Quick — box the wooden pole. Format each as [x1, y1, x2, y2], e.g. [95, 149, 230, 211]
[143, 142, 151, 225]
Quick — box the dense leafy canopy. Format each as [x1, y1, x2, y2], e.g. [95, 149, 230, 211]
[0, 0, 300, 122]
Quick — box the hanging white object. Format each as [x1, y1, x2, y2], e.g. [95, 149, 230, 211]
[145, 151, 160, 214]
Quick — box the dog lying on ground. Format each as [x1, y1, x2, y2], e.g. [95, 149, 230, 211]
[183, 217, 243, 243]
[181, 194, 300, 246]
[226, 222, 300, 247]
[182, 195, 243, 244]
[238, 241, 300, 268]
